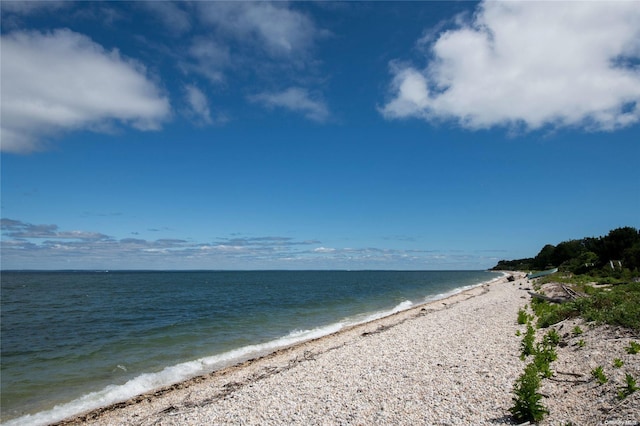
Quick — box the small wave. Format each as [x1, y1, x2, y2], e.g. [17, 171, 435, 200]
[3, 323, 346, 426]
[345, 299, 414, 326]
[4, 274, 501, 426]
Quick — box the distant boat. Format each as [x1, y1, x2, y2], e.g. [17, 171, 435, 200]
[526, 268, 558, 279]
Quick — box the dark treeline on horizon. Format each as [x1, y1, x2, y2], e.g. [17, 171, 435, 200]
[493, 226, 640, 274]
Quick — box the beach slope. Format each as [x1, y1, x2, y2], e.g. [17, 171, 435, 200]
[60, 273, 528, 425]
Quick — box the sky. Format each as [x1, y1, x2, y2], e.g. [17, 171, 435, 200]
[1, 0, 639, 270]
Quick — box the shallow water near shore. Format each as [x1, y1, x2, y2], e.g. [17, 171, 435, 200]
[1, 270, 501, 425]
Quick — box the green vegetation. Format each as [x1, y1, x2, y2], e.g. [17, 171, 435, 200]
[542, 328, 560, 347]
[496, 226, 640, 330]
[505, 227, 640, 423]
[517, 308, 530, 325]
[520, 322, 536, 359]
[533, 341, 557, 379]
[493, 226, 640, 274]
[617, 374, 638, 400]
[625, 341, 640, 354]
[591, 366, 608, 385]
[530, 282, 640, 330]
[510, 363, 548, 423]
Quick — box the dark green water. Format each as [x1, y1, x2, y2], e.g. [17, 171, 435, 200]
[1, 270, 501, 425]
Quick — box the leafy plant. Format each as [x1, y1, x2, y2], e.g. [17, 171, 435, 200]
[617, 373, 638, 400]
[577, 339, 586, 348]
[520, 323, 536, 360]
[517, 308, 530, 325]
[591, 366, 608, 385]
[625, 341, 640, 354]
[510, 363, 548, 423]
[533, 342, 557, 379]
[515, 329, 521, 336]
[572, 326, 584, 336]
[543, 329, 560, 347]
[612, 358, 624, 368]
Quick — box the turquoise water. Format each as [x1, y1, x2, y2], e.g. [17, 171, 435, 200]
[1, 270, 501, 425]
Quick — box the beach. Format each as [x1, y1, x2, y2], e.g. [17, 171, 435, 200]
[55, 273, 530, 425]
[44, 272, 640, 425]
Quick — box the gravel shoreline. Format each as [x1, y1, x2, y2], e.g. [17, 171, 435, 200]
[46, 272, 640, 425]
[58, 273, 530, 425]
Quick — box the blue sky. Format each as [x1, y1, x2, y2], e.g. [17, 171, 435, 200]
[1, 1, 639, 270]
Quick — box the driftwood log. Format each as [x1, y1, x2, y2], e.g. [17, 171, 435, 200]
[527, 291, 568, 304]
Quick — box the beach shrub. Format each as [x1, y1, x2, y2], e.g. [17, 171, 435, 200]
[577, 283, 640, 330]
[591, 366, 608, 385]
[617, 374, 638, 400]
[517, 308, 529, 325]
[533, 342, 557, 379]
[612, 358, 624, 368]
[510, 363, 548, 423]
[520, 323, 536, 360]
[625, 341, 640, 354]
[543, 329, 560, 347]
[531, 298, 576, 328]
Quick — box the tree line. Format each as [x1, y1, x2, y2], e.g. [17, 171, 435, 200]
[492, 226, 640, 275]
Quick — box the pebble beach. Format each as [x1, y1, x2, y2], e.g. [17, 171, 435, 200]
[55, 272, 640, 425]
[58, 273, 530, 425]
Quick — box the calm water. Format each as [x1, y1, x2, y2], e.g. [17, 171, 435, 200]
[1, 270, 501, 425]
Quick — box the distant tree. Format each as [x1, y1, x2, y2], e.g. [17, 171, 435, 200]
[493, 226, 639, 274]
[623, 242, 640, 271]
[602, 227, 640, 262]
[532, 244, 555, 270]
[551, 240, 586, 269]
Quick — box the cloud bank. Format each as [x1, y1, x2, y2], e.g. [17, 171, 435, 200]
[1, 29, 171, 153]
[381, 1, 640, 131]
[1, 219, 498, 270]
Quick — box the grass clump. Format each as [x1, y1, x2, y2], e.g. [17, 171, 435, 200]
[510, 363, 548, 423]
[572, 326, 583, 336]
[612, 358, 624, 368]
[591, 366, 608, 385]
[625, 341, 640, 354]
[576, 339, 586, 349]
[617, 374, 638, 400]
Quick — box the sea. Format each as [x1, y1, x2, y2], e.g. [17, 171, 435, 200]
[1, 270, 502, 425]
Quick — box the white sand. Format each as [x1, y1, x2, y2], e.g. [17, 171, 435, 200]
[61, 273, 531, 425]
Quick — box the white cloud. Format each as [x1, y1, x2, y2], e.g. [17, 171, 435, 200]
[381, 1, 640, 132]
[0, 0, 68, 15]
[140, 1, 191, 35]
[197, 2, 322, 57]
[314, 247, 336, 253]
[184, 84, 212, 125]
[250, 87, 329, 122]
[1, 29, 171, 153]
[186, 38, 230, 84]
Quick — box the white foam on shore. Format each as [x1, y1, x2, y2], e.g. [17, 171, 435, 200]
[2, 322, 346, 426]
[4, 274, 504, 426]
